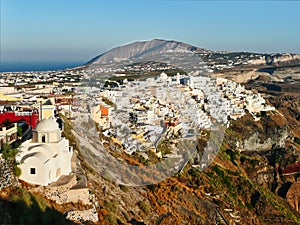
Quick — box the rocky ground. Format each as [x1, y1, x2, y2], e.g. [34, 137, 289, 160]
[77, 65, 300, 225]
[81, 107, 300, 225]
[52, 89, 299, 225]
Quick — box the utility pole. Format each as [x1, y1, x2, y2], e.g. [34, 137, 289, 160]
[69, 98, 71, 119]
[39, 100, 43, 121]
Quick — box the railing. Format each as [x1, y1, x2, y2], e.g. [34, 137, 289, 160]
[216, 207, 230, 225]
[0, 123, 16, 132]
[15, 111, 32, 116]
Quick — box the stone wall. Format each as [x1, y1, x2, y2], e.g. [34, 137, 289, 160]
[0, 156, 19, 190]
[66, 188, 91, 205]
[43, 175, 92, 205]
[66, 206, 98, 223]
[45, 186, 92, 205]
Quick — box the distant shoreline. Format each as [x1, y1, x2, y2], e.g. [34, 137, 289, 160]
[0, 61, 84, 72]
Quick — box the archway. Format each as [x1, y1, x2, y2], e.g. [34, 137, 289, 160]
[41, 134, 46, 143]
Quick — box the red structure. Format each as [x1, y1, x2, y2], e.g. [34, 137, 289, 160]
[0, 111, 39, 129]
[282, 162, 300, 176]
[163, 117, 179, 127]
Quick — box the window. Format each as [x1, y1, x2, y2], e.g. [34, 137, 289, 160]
[41, 134, 46, 143]
[30, 168, 36, 174]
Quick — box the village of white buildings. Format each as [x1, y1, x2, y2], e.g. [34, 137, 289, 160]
[82, 72, 275, 156]
[0, 67, 275, 222]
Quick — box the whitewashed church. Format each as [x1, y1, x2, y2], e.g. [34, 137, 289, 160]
[16, 118, 73, 186]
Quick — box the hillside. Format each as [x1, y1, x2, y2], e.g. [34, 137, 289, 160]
[1, 39, 300, 224]
[1, 88, 300, 225]
[70, 106, 300, 224]
[49, 86, 300, 224]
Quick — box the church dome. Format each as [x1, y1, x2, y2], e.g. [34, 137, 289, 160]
[159, 72, 168, 79]
[35, 118, 59, 132]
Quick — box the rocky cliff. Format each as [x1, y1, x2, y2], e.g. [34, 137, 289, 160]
[1, 105, 300, 224]
[249, 53, 300, 67]
[266, 54, 300, 67]
[71, 106, 300, 224]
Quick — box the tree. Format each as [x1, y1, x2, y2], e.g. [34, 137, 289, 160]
[1, 143, 21, 177]
[1, 143, 18, 161]
[17, 126, 23, 139]
[3, 119, 11, 126]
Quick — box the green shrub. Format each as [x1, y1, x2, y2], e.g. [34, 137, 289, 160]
[295, 137, 300, 145]
[104, 213, 118, 225]
[105, 200, 118, 213]
[226, 149, 238, 166]
[1, 143, 18, 160]
[189, 167, 201, 178]
[245, 201, 254, 209]
[138, 200, 151, 214]
[119, 184, 129, 192]
[147, 184, 157, 192]
[13, 164, 21, 177]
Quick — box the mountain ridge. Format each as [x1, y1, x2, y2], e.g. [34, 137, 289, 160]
[85, 39, 300, 71]
[85, 39, 208, 66]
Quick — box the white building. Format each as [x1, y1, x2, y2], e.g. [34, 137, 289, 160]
[16, 118, 73, 186]
[0, 123, 18, 150]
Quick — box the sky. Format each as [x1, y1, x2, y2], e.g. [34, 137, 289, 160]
[1, 0, 300, 64]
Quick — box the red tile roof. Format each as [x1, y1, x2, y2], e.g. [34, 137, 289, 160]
[100, 107, 109, 116]
[282, 162, 300, 175]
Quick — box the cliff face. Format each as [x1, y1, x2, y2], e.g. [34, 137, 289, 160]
[266, 54, 300, 67]
[229, 111, 291, 152]
[1, 108, 299, 225]
[249, 54, 300, 67]
[78, 109, 300, 225]
[242, 125, 289, 151]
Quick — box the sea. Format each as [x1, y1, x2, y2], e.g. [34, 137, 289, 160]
[0, 61, 84, 72]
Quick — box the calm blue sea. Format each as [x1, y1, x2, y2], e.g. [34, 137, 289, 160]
[0, 61, 84, 72]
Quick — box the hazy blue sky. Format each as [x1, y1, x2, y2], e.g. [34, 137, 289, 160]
[1, 0, 300, 64]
